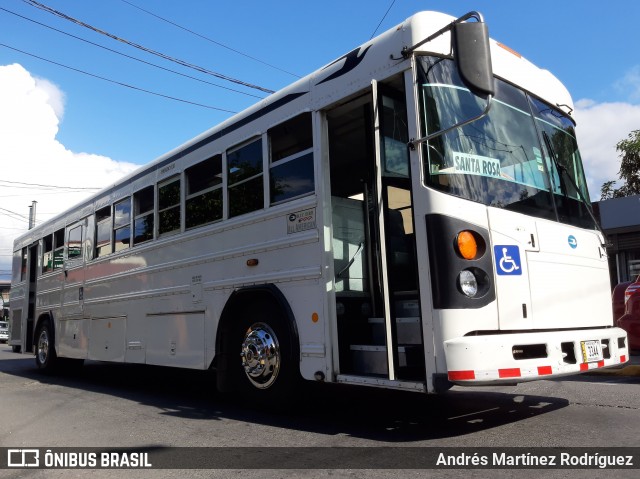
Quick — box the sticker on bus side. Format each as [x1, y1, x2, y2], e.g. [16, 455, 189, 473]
[494, 245, 522, 275]
[287, 208, 316, 234]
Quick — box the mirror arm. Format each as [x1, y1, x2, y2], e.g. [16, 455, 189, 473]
[408, 94, 493, 150]
[402, 11, 485, 59]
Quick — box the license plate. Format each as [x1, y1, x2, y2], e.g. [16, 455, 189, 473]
[580, 340, 603, 363]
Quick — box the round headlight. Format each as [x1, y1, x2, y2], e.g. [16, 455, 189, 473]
[459, 270, 478, 297]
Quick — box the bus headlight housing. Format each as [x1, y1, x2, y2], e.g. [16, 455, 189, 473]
[426, 214, 495, 309]
[457, 267, 490, 298]
[458, 270, 478, 297]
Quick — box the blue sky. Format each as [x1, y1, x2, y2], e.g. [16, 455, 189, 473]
[1, 0, 640, 276]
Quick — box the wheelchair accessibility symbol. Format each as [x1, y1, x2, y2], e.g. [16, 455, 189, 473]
[494, 245, 522, 275]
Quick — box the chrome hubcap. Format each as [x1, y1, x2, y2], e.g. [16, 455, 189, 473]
[37, 329, 49, 365]
[240, 322, 280, 389]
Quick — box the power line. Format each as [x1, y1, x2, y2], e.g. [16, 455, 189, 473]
[370, 0, 396, 39]
[119, 0, 301, 79]
[0, 179, 101, 191]
[0, 43, 238, 113]
[0, 207, 29, 222]
[23, 0, 275, 94]
[0, 7, 264, 100]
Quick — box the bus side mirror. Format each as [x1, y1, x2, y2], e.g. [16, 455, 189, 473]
[452, 21, 495, 97]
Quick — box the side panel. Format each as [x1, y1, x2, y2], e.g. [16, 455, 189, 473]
[57, 319, 89, 359]
[88, 317, 126, 362]
[144, 312, 205, 369]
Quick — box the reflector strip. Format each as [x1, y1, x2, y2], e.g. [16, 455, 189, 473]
[447, 355, 625, 383]
[580, 360, 605, 372]
[537, 366, 552, 376]
[448, 370, 475, 381]
[498, 368, 521, 378]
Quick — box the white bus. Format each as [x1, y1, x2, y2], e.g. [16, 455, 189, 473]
[9, 11, 628, 398]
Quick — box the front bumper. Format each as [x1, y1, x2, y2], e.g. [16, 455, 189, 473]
[444, 327, 629, 384]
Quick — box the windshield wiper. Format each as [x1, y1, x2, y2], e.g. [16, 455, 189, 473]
[542, 131, 609, 245]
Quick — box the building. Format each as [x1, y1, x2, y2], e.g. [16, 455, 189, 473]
[595, 194, 640, 287]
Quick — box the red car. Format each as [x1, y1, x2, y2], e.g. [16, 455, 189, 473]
[613, 278, 640, 353]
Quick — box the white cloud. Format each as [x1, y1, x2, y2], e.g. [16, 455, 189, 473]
[573, 99, 640, 200]
[34, 76, 66, 120]
[0, 64, 138, 277]
[615, 65, 640, 102]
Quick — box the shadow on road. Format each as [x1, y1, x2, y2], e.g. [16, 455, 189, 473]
[0, 348, 569, 443]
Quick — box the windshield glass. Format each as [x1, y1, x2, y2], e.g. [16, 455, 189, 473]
[418, 57, 594, 228]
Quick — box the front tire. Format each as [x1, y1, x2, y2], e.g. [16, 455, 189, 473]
[240, 322, 282, 390]
[230, 304, 298, 404]
[35, 321, 57, 372]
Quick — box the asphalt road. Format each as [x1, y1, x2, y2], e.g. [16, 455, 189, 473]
[0, 345, 638, 479]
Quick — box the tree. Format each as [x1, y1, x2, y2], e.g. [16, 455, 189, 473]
[600, 130, 640, 200]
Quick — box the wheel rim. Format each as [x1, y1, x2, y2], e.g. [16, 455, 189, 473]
[37, 328, 49, 365]
[240, 322, 280, 389]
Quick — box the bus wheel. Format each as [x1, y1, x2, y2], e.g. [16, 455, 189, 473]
[12, 345, 21, 353]
[231, 308, 297, 403]
[241, 322, 282, 390]
[35, 322, 57, 372]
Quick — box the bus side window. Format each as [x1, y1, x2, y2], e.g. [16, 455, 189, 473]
[19, 247, 27, 281]
[42, 234, 53, 273]
[133, 186, 155, 245]
[269, 112, 314, 205]
[95, 206, 111, 258]
[113, 198, 131, 252]
[53, 229, 64, 270]
[66, 225, 83, 260]
[158, 177, 181, 235]
[228, 138, 263, 217]
[185, 155, 223, 229]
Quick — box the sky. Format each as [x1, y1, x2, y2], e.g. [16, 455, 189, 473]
[1, 0, 640, 279]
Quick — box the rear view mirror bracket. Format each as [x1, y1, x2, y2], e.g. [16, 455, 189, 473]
[403, 11, 495, 148]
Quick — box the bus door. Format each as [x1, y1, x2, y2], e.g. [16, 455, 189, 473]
[327, 77, 423, 382]
[61, 220, 87, 320]
[19, 243, 39, 353]
[58, 218, 90, 359]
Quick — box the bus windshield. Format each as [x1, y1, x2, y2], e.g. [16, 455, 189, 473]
[418, 57, 595, 228]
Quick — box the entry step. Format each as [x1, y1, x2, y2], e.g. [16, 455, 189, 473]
[350, 344, 423, 376]
[368, 317, 422, 345]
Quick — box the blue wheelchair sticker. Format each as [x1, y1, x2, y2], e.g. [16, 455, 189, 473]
[494, 245, 522, 276]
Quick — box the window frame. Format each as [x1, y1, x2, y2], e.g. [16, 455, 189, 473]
[133, 186, 155, 245]
[113, 197, 132, 253]
[157, 176, 182, 236]
[42, 234, 54, 274]
[66, 223, 84, 261]
[268, 113, 315, 205]
[227, 137, 264, 218]
[95, 205, 112, 259]
[185, 155, 223, 230]
[53, 228, 64, 270]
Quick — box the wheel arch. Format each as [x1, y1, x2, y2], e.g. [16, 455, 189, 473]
[34, 312, 55, 350]
[213, 284, 300, 391]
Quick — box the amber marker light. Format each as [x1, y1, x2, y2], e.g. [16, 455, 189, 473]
[497, 42, 522, 58]
[457, 231, 478, 260]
